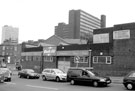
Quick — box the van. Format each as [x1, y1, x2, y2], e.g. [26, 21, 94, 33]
[67, 67, 111, 87]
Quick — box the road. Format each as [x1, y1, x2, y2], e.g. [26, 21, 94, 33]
[0, 74, 128, 91]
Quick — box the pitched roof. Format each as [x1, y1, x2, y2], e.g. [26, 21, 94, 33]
[45, 35, 87, 46]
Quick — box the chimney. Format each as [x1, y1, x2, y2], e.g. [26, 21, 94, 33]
[101, 15, 106, 28]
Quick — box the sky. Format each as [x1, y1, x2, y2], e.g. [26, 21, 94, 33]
[0, 0, 135, 43]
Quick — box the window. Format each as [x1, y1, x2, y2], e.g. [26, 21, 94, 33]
[93, 56, 98, 63]
[93, 56, 112, 64]
[44, 56, 53, 62]
[74, 56, 88, 63]
[33, 56, 36, 61]
[25, 56, 28, 61]
[106, 57, 112, 64]
[2, 46, 5, 50]
[14, 46, 17, 51]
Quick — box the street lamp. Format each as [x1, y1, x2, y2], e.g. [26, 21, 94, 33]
[88, 50, 92, 67]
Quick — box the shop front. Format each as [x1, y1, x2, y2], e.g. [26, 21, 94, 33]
[56, 50, 91, 72]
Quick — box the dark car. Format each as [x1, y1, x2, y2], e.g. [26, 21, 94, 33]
[123, 71, 135, 90]
[67, 67, 111, 87]
[18, 69, 40, 79]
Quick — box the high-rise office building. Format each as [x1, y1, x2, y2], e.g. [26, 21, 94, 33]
[2, 25, 19, 44]
[69, 9, 105, 40]
[55, 9, 106, 41]
[55, 23, 71, 39]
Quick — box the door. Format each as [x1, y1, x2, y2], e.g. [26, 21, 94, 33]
[58, 61, 70, 73]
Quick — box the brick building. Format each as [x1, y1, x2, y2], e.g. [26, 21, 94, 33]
[21, 22, 135, 76]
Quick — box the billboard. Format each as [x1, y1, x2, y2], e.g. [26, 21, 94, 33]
[43, 47, 56, 56]
[93, 33, 109, 43]
[113, 30, 130, 39]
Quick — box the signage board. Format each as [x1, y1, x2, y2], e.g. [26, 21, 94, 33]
[93, 33, 109, 43]
[43, 47, 56, 56]
[113, 30, 130, 40]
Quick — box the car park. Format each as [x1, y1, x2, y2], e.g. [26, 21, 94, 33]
[0, 68, 12, 82]
[67, 67, 111, 87]
[41, 68, 67, 82]
[18, 69, 40, 79]
[123, 71, 135, 90]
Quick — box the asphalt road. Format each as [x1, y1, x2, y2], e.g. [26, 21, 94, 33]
[0, 75, 128, 91]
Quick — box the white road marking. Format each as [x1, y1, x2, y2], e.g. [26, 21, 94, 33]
[5, 82, 16, 85]
[26, 84, 59, 90]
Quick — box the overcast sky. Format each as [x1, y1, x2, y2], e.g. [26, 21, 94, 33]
[0, 0, 135, 43]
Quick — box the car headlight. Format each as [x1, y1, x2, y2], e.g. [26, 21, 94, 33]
[100, 79, 106, 82]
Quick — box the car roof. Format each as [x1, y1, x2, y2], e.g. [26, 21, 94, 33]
[22, 69, 34, 71]
[68, 67, 93, 70]
[0, 68, 10, 70]
[43, 68, 62, 71]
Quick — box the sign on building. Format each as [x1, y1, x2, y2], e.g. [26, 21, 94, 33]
[93, 33, 109, 43]
[43, 47, 56, 56]
[113, 30, 130, 40]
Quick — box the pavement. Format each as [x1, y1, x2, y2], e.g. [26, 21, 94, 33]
[110, 76, 123, 84]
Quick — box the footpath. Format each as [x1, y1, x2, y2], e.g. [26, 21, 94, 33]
[110, 76, 123, 84]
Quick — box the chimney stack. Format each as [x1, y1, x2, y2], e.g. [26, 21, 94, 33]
[101, 15, 106, 28]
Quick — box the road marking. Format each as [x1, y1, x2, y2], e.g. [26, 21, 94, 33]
[26, 84, 59, 90]
[5, 82, 16, 85]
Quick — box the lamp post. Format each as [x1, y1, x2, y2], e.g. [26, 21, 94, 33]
[88, 50, 92, 67]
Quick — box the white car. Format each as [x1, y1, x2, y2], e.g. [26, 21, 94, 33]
[41, 68, 67, 82]
[0, 68, 12, 82]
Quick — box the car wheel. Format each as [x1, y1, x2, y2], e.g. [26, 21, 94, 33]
[126, 83, 134, 90]
[56, 77, 60, 82]
[70, 80, 75, 85]
[93, 81, 98, 87]
[1, 80, 4, 83]
[27, 76, 30, 79]
[42, 76, 47, 81]
[8, 78, 11, 82]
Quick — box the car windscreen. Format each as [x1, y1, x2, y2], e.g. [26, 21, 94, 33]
[27, 69, 34, 73]
[0, 68, 10, 73]
[87, 70, 95, 76]
[54, 69, 65, 74]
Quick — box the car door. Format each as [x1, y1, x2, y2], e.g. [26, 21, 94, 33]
[45, 69, 51, 80]
[20, 70, 26, 77]
[78, 70, 92, 83]
[50, 70, 56, 80]
[23, 70, 28, 77]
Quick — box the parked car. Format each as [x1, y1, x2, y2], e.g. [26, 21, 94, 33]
[0, 71, 4, 83]
[123, 71, 135, 90]
[18, 69, 40, 79]
[0, 68, 12, 82]
[41, 68, 67, 82]
[67, 67, 111, 87]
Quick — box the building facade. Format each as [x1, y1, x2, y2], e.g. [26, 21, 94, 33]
[92, 22, 135, 76]
[55, 23, 71, 39]
[68, 10, 105, 40]
[0, 43, 22, 69]
[55, 10, 106, 42]
[2, 25, 19, 44]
